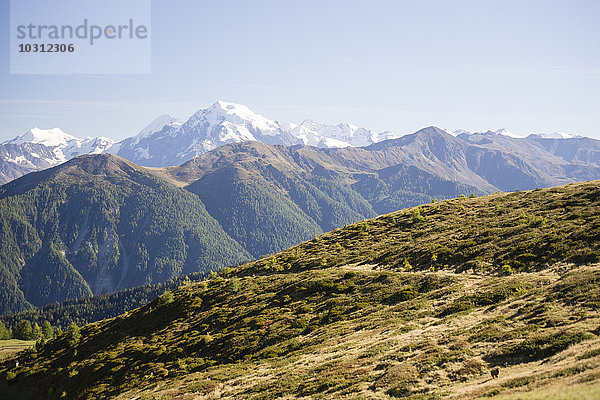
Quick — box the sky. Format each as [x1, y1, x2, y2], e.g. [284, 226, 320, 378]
[0, 0, 599, 141]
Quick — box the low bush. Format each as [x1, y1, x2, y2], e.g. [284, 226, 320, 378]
[486, 330, 593, 364]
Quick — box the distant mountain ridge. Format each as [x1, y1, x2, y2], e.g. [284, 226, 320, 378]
[4, 100, 597, 183]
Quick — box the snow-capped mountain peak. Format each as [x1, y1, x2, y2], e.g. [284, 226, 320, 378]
[194, 100, 281, 134]
[3, 127, 114, 164]
[61, 136, 115, 159]
[136, 114, 182, 140]
[6, 127, 78, 147]
[0, 126, 116, 184]
[492, 128, 524, 139]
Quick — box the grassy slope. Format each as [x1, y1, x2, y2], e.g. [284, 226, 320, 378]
[240, 180, 600, 276]
[1, 181, 599, 399]
[0, 340, 35, 363]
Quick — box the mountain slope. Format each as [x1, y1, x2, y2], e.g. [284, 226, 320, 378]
[179, 141, 381, 256]
[458, 131, 600, 190]
[0, 272, 209, 330]
[1, 180, 599, 399]
[164, 139, 484, 256]
[0, 154, 250, 315]
[0, 140, 484, 313]
[527, 134, 600, 166]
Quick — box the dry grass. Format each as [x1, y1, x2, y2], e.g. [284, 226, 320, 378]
[0, 340, 35, 362]
[105, 267, 600, 400]
[490, 382, 600, 400]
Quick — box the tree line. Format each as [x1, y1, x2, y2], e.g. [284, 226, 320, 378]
[0, 272, 208, 339]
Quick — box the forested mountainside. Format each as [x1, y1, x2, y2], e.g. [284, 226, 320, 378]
[0, 272, 208, 331]
[0, 154, 250, 315]
[1, 180, 599, 399]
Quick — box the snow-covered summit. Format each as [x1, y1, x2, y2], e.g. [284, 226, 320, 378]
[492, 128, 524, 139]
[6, 127, 78, 147]
[3, 127, 114, 163]
[187, 100, 282, 136]
[136, 114, 182, 140]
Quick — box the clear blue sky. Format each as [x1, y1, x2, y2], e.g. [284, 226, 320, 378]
[1, 0, 599, 141]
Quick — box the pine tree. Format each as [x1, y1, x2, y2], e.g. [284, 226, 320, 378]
[13, 320, 33, 340]
[32, 322, 43, 341]
[0, 321, 11, 339]
[67, 322, 81, 346]
[42, 320, 54, 339]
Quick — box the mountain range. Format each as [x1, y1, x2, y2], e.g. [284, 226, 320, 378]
[2, 100, 599, 184]
[0, 132, 484, 315]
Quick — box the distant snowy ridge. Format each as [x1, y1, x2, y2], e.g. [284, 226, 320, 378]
[284, 119, 398, 148]
[135, 114, 182, 141]
[450, 128, 582, 140]
[528, 132, 582, 139]
[3, 127, 114, 164]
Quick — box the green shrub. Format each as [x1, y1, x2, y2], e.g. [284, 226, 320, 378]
[67, 322, 81, 347]
[375, 362, 418, 392]
[579, 348, 600, 360]
[226, 278, 242, 293]
[410, 208, 427, 223]
[488, 331, 593, 364]
[386, 287, 418, 304]
[187, 379, 219, 394]
[157, 291, 174, 307]
[455, 359, 484, 377]
[501, 264, 514, 275]
[502, 375, 537, 388]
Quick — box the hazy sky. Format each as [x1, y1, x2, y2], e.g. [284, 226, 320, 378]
[1, 0, 599, 141]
